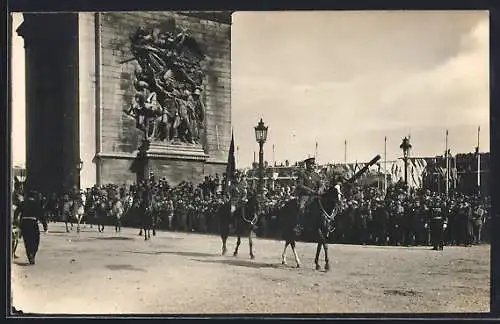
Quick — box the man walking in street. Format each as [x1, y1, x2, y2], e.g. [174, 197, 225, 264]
[14, 189, 43, 264]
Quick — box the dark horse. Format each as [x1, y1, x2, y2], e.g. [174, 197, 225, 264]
[137, 197, 154, 241]
[272, 187, 341, 270]
[273, 154, 381, 271]
[219, 191, 260, 259]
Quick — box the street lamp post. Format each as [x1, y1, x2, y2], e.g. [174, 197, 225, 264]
[254, 118, 268, 197]
[76, 159, 83, 192]
[400, 137, 412, 190]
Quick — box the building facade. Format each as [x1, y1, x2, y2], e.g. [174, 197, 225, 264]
[17, 12, 232, 194]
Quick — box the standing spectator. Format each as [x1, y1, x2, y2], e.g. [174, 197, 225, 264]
[14, 189, 43, 265]
[38, 192, 48, 233]
[165, 197, 174, 230]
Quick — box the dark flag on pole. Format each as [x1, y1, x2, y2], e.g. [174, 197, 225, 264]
[226, 131, 236, 183]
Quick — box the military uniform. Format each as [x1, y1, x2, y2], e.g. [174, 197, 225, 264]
[429, 203, 445, 250]
[38, 193, 48, 232]
[457, 202, 472, 246]
[228, 176, 247, 214]
[14, 191, 43, 264]
[472, 205, 485, 244]
[296, 159, 322, 218]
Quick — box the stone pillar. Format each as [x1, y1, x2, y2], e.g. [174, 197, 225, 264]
[17, 13, 80, 195]
[78, 13, 97, 189]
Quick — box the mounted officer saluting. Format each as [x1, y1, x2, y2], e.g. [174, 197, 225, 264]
[295, 157, 324, 234]
[227, 170, 248, 216]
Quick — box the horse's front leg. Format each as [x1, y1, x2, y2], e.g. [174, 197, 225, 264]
[291, 241, 301, 268]
[221, 235, 228, 255]
[249, 230, 255, 260]
[281, 241, 290, 265]
[152, 215, 156, 236]
[233, 236, 241, 257]
[323, 242, 330, 271]
[314, 242, 321, 271]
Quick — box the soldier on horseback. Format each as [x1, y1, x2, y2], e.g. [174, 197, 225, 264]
[295, 157, 324, 233]
[227, 171, 248, 216]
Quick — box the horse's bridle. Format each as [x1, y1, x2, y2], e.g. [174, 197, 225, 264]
[237, 200, 259, 227]
[242, 211, 258, 227]
[317, 196, 339, 222]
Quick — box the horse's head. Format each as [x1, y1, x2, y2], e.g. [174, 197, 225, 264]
[320, 183, 342, 212]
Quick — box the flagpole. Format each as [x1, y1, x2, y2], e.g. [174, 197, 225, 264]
[445, 129, 449, 198]
[477, 126, 481, 196]
[384, 136, 387, 194]
[344, 139, 347, 165]
[272, 144, 275, 167]
[408, 131, 412, 156]
[315, 141, 318, 160]
[453, 153, 457, 190]
[236, 145, 240, 169]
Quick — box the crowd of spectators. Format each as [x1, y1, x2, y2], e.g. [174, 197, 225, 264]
[13, 170, 491, 247]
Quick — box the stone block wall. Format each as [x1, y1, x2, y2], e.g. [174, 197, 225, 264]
[96, 11, 232, 184]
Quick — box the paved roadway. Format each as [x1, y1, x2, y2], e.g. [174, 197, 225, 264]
[11, 222, 490, 314]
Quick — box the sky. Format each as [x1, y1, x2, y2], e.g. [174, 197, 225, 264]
[11, 11, 489, 168]
[231, 11, 489, 168]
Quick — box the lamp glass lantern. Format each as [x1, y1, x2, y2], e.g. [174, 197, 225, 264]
[254, 118, 268, 144]
[400, 137, 412, 158]
[77, 159, 84, 171]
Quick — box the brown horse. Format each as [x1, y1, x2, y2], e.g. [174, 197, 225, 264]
[219, 192, 260, 259]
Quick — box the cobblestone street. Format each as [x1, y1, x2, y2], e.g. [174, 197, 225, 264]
[11, 223, 490, 314]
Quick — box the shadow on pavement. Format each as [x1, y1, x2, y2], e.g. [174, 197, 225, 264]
[91, 237, 135, 241]
[193, 258, 283, 269]
[13, 261, 31, 267]
[359, 245, 433, 251]
[105, 264, 147, 272]
[123, 250, 217, 258]
[384, 289, 423, 297]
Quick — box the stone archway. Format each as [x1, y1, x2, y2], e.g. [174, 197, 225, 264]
[17, 13, 80, 195]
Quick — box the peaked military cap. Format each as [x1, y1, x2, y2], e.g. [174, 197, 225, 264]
[304, 157, 315, 164]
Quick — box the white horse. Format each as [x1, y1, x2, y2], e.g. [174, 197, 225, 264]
[111, 198, 125, 232]
[63, 199, 74, 232]
[73, 194, 86, 233]
[124, 194, 134, 214]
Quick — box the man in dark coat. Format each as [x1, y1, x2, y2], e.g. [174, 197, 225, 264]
[373, 199, 389, 245]
[457, 200, 473, 246]
[295, 157, 323, 232]
[429, 198, 446, 251]
[14, 189, 43, 264]
[38, 192, 48, 233]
